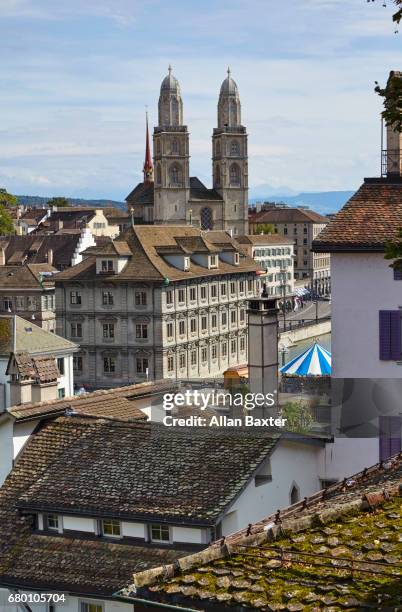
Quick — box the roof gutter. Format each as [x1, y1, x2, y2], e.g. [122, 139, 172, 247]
[113, 592, 199, 612]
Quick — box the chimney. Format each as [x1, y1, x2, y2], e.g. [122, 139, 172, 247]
[385, 71, 402, 177]
[57, 219, 63, 231]
[47, 248, 53, 266]
[247, 292, 279, 418]
[0, 248, 5, 266]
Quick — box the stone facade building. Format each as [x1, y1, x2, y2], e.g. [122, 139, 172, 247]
[249, 206, 330, 295]
[55, 226, 258, 389]
[126, 67, 249, 235]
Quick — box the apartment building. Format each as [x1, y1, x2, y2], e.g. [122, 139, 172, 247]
[236, 234, 294, 298]
[55, 226, 259, 388]
[249, 206, 330, 295]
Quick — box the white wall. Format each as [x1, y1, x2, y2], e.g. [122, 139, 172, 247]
[0, 417, 13, 486]
[172, 525, 207, 544]
[221, 439, 321, 536]
[57, 353, 74, 398]
[13, 420, 39, 459]
[332, 252, 402, 378]
[317, 438, 379, 482]
[0, 589, 132, 612]
[0, 357, 10, 409]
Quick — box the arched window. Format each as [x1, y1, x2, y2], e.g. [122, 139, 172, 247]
[290, 483, 300, 505]
[201, 207, 213, 231]
[214, 164, 220, 186]
[156, 165, 162, 185]
[230, 141, 240, 156]
[229, 163, 241, 187]
[171, 139, 178, 154]
[169, 164, 181, 186]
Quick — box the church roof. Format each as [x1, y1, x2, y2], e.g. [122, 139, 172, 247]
[160, 65, 181, 94]
[125, 177, 223, 206]
[125, 181, 154, 206]
[220, 68, 239, 96]
[189, 177, 223, 202]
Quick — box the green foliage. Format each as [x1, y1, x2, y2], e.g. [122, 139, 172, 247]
[0, 205, 15, 235]
[47, 196, 70, 208]
[0, 188, 18, 208]
[385, 228, 402, 271]
[375, 71, 402, 132]
[255, 223, 275, 235]
[281, 400, 313, 433]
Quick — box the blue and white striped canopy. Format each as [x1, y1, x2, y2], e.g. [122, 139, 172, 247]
[280, 342, 332, 376]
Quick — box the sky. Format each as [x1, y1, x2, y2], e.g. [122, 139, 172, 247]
[0, 0, 400, 201]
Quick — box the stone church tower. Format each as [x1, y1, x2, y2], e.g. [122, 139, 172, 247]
[213, 68, 248, 235]
[153, 66, 190, 225]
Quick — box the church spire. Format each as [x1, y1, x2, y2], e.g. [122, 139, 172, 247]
[143, 110, 154, 183]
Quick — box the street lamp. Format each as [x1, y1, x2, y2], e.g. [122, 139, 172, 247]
[280, 268, 287, 329]
[278, 344, 289, 367]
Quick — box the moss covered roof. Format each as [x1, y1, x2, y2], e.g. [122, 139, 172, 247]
[125, 456, 402, 611]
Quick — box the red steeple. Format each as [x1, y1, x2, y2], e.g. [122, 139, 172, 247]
[143, 111, 154, 183]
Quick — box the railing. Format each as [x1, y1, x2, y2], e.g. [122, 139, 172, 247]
[279, 315, 331, 332]
[381, 149, 401, 177]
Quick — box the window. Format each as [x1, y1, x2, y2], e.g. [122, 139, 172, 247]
[379, 310, 401, 360]
[178, 289, 185, 304]
[239, 280, 244, 293]
[201, 316, 207, 331]
[103, 323, 114, 339]
[210, 255, 218, 268]
[167, 356, 174, 372]
[230, 281, 236, 295]
[290, 484, 300, 505]
[200, 286, 207, 300]
[320, 478, 338, 489]
[394, 268, 402, 280]
[171, 138, 178, 153]
[70, 291, 81, 305]
[234, 252, 239, 265]
[211, 314, 217, 329]
[229, 163, 241, 186]
[231, 339, 236, 355]
[211, 284, 217, 298]
[15, 296, 25, 310]
[102, 291, 113, 305]
[166, 290, 173, 305]
[211, 344, 217, 359]
[169, 164, 180, 186]
[221, 342, 227, 357]
[221, 311, 227, 326]
[379, 415, 401, 460]
[189, 287, 196, 301]
[247, 279, 253, 293]
[231, 310, 237, 325]
[136, 358, 149, 374]
[57, 357, 65, 375]
[58, 388, 65, 399]
[102, 519, 121, 537]
[191, 350, 197, 366]
[240, 309, 245, 324]
[46, 514, 59, 531]
[150, 524, 170, 543]
[167, 322, 174, 338]
[178, 320, 185, 335]
[179, 353, 186, 369]
[284, 227, 288, 234]
[73, 354, 83, 372]
[190, 318, 197, 333]
[103, 357, 116, 373]
[71, 323, 82, 338]
[220, 283, 227, 297]
[201, 347, 207, 363]
[230, 140, 240, 155]
[136, 324, 148, 339]
[81, 602, 103, 612]
[240, 336, 245, 351]
[201, 207, 213, 231]
[135, 291, 147, 306]
[101, 260, 114, 272]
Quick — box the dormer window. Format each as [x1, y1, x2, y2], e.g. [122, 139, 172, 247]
[150, 524, 171, 543]
[45, 514, 59, 531]
[184, 256, 190, 271]
[101, 519, 121, 538]
[209, 255, 218, 269]
[234, 252, 240, 265]
[101, 260, 114, 273]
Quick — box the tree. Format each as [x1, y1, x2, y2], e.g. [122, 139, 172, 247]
[47, 196, 70, 208]
[255, 223, 275, 235]
[371, 0, 402, 26]
[0, 188, 18, 208]
[0, 205, 15, 235]
[281, 400, 313, 434]
[385, 228, 402, 271]
[375, 71, 402, 133]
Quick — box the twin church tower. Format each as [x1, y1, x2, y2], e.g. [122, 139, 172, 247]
[126, 67, 248, 235]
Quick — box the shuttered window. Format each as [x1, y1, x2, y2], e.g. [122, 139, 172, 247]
[379, 310, 401, 360]
[379, 415, 401, 461]
[393, 268, 402, 280]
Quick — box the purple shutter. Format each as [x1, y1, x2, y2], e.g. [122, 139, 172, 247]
[379, 310, 401, 360]
[394, 268, 402, 280]
[379, 416, 401, 461]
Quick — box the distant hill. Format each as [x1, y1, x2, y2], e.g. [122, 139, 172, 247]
[249, 190, 354, 215]
[16, 195, 126, 210]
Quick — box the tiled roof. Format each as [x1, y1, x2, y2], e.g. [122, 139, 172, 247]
[0, 417, 189, 597]
[0, 234, 81, 268]
[55, 226, 258, 283]
[126, 181, 154, 205]
[124, 455, 402, 611]
[189, 177, 223, 202]
[236, 234, 295, 246]
[313, 178, 402, 252]
[8, 379, 174, 421]
[0, 315, 77, 357]
[250, 208, 328, 225]
[8, 353, 59, 383]
[0, 263, 56, 288]
[17, 418, 279, 525]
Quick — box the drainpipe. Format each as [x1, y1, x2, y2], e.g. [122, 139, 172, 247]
[113, 592, 199, 611]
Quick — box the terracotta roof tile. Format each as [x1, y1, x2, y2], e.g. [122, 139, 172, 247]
[250, 207, 328, 224]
